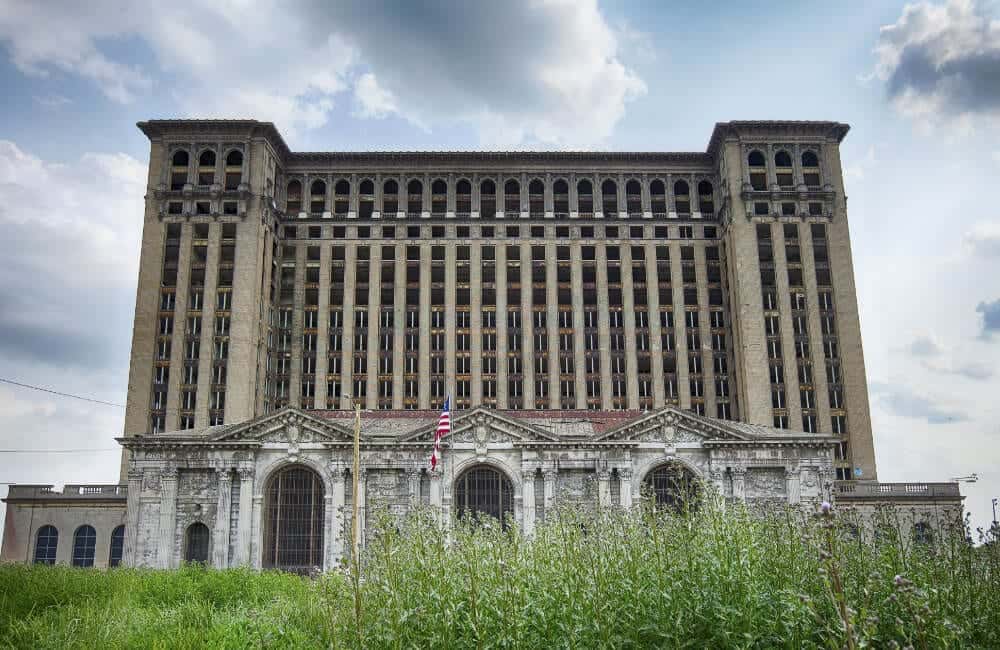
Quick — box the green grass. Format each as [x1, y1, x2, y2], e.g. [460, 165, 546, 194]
[1, 503, 997, 649]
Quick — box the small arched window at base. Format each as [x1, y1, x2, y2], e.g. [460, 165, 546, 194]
[109, 525, 125, 567]
[34, 525, 58, 565]
[184, 522, 210, 563]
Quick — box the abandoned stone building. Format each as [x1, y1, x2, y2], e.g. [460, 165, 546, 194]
[1, 119, 962, 571]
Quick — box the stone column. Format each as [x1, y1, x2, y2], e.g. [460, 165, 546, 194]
[392, 243, 406, 409]
[157, 468, 178, 569]
[520, 243, 535, 408]
[620, 245, 640, 409]
[250, 494, 263, 568]
[595, 245, 613, 409]
[670, 243, 690, 409]
[543, 468, 557, 513]
[408, 467, 422, 502]
[786, 468, 801, 505]
[366, 244, 381, 409]
[495, 244, 508, 407]
[520, 470, 536, 534]
[598, 470, 611, 508]
[470, 244, 483, 405]
[314, 244, 331, 406]
[545, 242, 560, 407]
[430, 470, 443, 524]
[732, 468, 747, 501]
[330, 465, 346, 565]
[444, 244, 458, 403]
[123, 469, 143, 566]
[570, 244, 587, 408]
[236, 468, 254, 566]
[418, 243, 432, 408]
[645, 242, 665, 406]
[338, 244, 357, 408]
[619, 469, 633, 509]
[213, 468, 233, 568]
[357, 469, 368, 548]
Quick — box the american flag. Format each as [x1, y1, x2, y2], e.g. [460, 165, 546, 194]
[430, 397, 450, 471]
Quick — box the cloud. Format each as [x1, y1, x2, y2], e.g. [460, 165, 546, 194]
[0, 140, 144, 370]
[323, 0, 647, 146]
[869, 381, 969, 424]
[872, 0, 1000, 130]
[977, 298, 1000, 338]
[964, 221, 1000, 257]
[352, 73, 401, 121]
[905, 336, 941, 357]
[0, 0, 646, 146]
[844, 145, 876, 181]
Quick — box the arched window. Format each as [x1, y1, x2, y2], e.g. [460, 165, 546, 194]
[359, 179, 374, 218]
[601, 179, 618, 215]
[33, 525, 58, 565]
[698, 180, 714, 215]
[184, 522, 210, 563]
[72, 525, 97, 567]
[224, 150, 243, 190]
[625, 179, 642, 215]
[431, 179, 447, 214]
[504, 179, 520, 214]
[334, 179, 350, 215]
[528, 179, 544, 216]
[748, 150, 767, 190]
[775, 151, 793, 187]
[480, 179, 496, 217]
[553, 179, 569, 215]
[673, 180, 690, 215]
[407, 180, 423, 215]
[456, 179, 472, 215]
[577, 179, 593, 215]
[912, 521, 933, 545]
[286, 179, 302, 213]
[108, 525, 125, 567]
[310, 180, 326, 214]
[801, 151, 820, 187]
[263, 465, 325, 573]
[650, 179, 666, 215]
[170, 150, 189, 190]
[197, 150, 216, 186]
[383, 179, 399, 215]
[454, 465, 514, 526]
[643, 462, 698, 512]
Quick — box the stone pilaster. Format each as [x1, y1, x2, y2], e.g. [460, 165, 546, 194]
[157, 467, 178, 568]
[235, 468, 254, 566]
[521, 470, 536, 534]
[123, 469, 143, 566]
[213, 469, 232, 568]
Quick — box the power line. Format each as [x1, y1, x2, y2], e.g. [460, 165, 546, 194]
[0, 378, 124, 408]
[0, 449, 119, 454]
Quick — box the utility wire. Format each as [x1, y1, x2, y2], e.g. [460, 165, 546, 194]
[0, 377, 124, 408]
[0, 449, 119, 453]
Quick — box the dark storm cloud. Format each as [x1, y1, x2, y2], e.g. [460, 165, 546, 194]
[977, 299, 1000, 339]
[876, 0, 1000, 118]
[869, 381, 969, 425]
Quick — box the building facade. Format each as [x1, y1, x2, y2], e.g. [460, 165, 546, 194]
[1, 119, 962, 570]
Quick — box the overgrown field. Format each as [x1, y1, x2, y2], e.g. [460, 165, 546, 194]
[1, 504, 998, 649]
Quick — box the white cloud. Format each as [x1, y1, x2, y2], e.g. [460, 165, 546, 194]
[0, 0, 645, 147]
[352, 73, 400, 121]
[844, 145, 877, 181]
[871, 0, 1000, 132]
[964, 221, 1000, 257]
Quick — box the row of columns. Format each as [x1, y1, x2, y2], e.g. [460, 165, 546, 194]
[280, 172, 713, 218]
[292, 239, 727, 413]
[134, 462, 814, 568]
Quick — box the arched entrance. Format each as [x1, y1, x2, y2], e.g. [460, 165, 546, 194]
[643, 462, 699, 512]
[184, 522, 210, 563]
[263, 465, 325, 573]
[454, 464, 514, 525]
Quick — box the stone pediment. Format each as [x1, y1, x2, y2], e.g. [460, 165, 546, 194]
[209, 408, 353, 444]
[398, 408, 559, 445]
[593, 408, 750, 444]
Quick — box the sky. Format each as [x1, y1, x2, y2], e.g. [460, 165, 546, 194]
[0, 0, 998, 535]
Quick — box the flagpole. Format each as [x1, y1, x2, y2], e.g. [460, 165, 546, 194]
[351, 400, 362, 648]
[352, 401, 361, 565]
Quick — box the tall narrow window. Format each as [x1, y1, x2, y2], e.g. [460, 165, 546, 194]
[108, 524, 125, 567]
[184, 522, 210, 563]
[72, 525, 97, 567]
[34, 525, 58, 565]
[263, 465, 325, 573]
